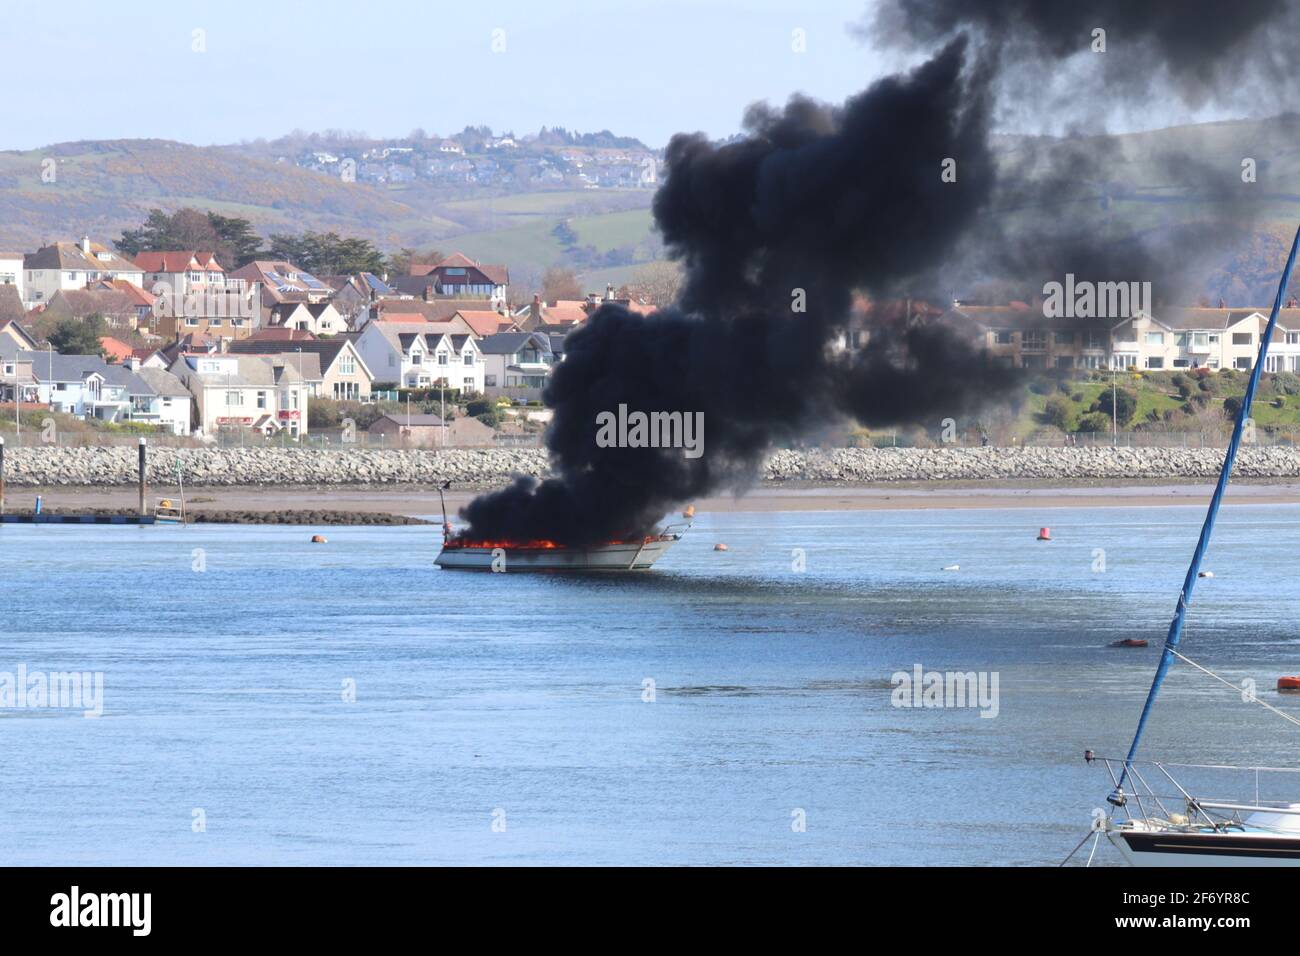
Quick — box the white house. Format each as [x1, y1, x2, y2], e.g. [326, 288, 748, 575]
[20, 350, 151, 422]
[354, 319, 482, 391]
[0, 251, 24, 304]
[169, 353, 310, 439]
[267, 301, 345, 335]
[22, 238, 143, 308]
[133, 365, 194, 435]
[478, 331, 556, 400]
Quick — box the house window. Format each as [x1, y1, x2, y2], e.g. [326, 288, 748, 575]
[1055, 356, 1073, 368]
[463, 378, 475, 390]
[437, 352, 448, 365]
[463, 352, 474, 365]
[257, 391, 267, 409]
[1145, 332, 1164, 345]
[1235, 357, 1252, 369]
[1084, 331, 1106, 349]
[1021, 331, 1047, 350]
[226, 391, 242, 406]
[339, 355, 355, 375]
[410, 352, 422, 365]
[1053, 331, 1074, 345]
[994, 331, 1012, 345]
[1193, 333, 1209, 348]
[1173, 359, 1189, 367]
[485, 374, 497, 387]
[1233, 333, 1253, 345]
[1145, 356, 1164, 369]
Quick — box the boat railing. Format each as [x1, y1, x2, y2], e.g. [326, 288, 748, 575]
[1092, 755, 1300, 831]
[658, 521, 693, 538]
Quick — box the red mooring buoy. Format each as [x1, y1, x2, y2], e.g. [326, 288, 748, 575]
[1278, 677, 1300, 691]
[1037, 527, 1051, 541]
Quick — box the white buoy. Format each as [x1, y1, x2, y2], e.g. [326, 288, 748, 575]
[942, 564, 960, 571]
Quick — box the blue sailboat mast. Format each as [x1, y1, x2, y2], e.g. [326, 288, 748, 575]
[1111, 224, 1300, 802]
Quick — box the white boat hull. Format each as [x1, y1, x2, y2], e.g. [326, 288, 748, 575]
[435, 535, 679, 571]
[1108, 827, 1300, 866]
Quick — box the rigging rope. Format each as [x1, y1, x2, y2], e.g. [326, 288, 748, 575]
[1167, 647, 1300, 731]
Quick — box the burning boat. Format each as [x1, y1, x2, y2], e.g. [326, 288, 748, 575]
[435, 527, 687, 571]
[432, 480, 688, 571]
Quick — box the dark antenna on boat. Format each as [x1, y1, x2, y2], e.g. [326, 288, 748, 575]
[438, 479, 452, 543]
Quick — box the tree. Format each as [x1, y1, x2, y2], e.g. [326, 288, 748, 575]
[116, 207, 264, 268]
[388, 247, 443, 277]
[1043, 396, 1072, 431]
[267, 231, 386, 275]
[628, 261, 683, 307]
[542, 266, 583, 303]
[48, 315, 107, 356]
[1096, 387, 1137, 427]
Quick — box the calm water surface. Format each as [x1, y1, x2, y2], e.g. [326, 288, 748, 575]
[3, 503, 1300, 865]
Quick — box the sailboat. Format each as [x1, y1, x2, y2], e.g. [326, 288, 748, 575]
[1091, 225, 1300, 866]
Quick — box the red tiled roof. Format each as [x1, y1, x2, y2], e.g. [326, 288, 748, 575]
[99, 337, 134, 362]
[132, 251, 224, 274]
[453, 310, 514, 337]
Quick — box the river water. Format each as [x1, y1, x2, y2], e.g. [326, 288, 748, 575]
[3, 503, 1299, 865]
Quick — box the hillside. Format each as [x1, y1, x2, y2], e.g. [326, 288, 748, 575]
[2, 117, 1300, 297]
[0, 138, 656, 283]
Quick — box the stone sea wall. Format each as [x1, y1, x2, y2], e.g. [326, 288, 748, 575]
[2, 444, 1299, 487]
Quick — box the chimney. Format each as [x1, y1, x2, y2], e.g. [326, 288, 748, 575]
[80, 236, 91, 254]
[606, 283, 615, 302]
[125, 356, 140, 371]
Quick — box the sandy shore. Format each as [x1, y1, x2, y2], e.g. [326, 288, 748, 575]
[7, 478, 1300, 519]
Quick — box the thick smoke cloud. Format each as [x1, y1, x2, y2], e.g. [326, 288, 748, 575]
[461, 39, 1011, 545]
[872, 0, 1300, 305]
[460, 1, 1299, 546]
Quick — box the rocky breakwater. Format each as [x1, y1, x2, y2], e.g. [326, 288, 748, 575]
[762, 446, 1300, 482]
[7, 444, 1300, 487]
[1, 446, 552, 487]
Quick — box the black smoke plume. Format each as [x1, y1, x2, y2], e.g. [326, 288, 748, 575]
[461, 1, 1298, 545]
[461, 40, 1009, 545]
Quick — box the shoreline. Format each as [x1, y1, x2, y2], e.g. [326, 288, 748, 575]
[7, 477, 1300, 520]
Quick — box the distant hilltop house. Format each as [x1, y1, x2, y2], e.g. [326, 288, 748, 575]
[22, 238, 143, 309]
[395, 253, 508, 307]
[944, 303, 1300, 373]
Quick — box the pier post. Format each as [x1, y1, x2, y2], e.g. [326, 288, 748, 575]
[138, 438, 147, 517]
[0, 435, 5, 516]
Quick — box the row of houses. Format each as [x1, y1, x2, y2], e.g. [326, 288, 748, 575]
[0, 319, 311, 438]
[945, 304, 1300, 372]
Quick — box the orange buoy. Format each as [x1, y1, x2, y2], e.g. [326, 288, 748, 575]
[311, 534, 328, 544]
[1278, 677, 1300, 691]
[682, 505, 696, 518]
[1037, 527, 1051, 541]
[714, 543, 728, 551]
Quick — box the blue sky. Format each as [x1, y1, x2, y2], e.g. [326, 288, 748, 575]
[1, 0, 884, 150]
